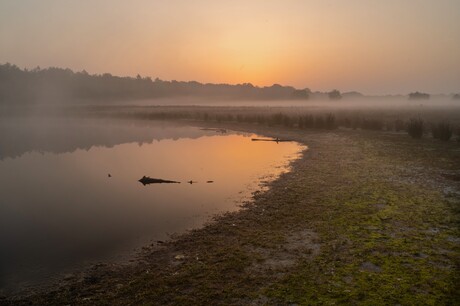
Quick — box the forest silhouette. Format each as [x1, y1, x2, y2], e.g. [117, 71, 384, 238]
[0, 63, 312, 104]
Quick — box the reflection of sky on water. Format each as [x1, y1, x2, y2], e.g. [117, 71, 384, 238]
[0, 118, 304, 294]
[0, 117, 217, 160]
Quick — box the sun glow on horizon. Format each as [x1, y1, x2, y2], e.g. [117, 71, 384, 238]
[1, 0, 459, 94]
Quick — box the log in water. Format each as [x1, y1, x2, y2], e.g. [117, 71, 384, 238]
[251, 138, 293, 142]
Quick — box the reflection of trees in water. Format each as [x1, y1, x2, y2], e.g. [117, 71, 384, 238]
[0, 118, 211, 160]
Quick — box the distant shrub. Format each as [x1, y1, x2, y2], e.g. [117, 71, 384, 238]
[407, 118, 424, 138]
[453, 93, 460, 100]
[328, 89, 342, 100]
[291, 89, 309, 99]
[408, 92, 430, 100]
[432, 122, 453, 141]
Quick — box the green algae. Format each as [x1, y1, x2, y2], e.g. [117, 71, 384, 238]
[266, 132, 459, 305]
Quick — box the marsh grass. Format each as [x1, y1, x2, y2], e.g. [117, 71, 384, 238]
[407, 118, 424, 139]
[432, 122, 453, 141]
[80, 105, 460, 143]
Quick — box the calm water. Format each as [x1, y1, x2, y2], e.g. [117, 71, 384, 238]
[0, 117, 304, 293]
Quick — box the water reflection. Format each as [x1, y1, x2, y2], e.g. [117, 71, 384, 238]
[0, 118, 304, 294]
[0, 117, 211, 160]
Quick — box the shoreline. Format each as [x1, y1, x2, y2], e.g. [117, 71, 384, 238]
[0, 123, 304, 297]
[0, 122, 306, 299]
[5, 123, 459, 305]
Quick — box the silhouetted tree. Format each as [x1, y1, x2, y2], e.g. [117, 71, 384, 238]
[408, 92, 430, 100]
[291, 89, 309, 99]
[0, 63, 314, 104]
[328, 89, 342, 100]
[342, 91, 363, 98]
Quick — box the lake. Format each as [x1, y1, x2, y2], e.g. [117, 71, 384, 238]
[0, 117, 304, 294]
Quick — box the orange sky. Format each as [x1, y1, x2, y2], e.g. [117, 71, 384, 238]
[1, 0, 459, 94]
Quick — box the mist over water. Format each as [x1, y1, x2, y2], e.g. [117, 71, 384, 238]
[0, 117, 304, 294]
[119, 95, 460, 111]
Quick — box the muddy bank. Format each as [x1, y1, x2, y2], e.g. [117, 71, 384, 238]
[5, 125, 459, 305]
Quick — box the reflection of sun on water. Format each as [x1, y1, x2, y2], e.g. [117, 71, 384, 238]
[0, 123, 304, 292]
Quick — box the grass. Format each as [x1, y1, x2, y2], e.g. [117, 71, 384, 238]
[74, 104, 460, 141]
[432, 122, 454, 141]
[407, 118, 425, 138]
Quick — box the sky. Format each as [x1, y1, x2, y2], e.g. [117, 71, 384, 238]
[1, 0, 459, 95]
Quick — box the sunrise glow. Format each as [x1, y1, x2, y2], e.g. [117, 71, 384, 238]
[1, 1, 459, 94]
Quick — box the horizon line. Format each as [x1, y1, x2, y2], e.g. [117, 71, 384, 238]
[2, 62, 458, 97]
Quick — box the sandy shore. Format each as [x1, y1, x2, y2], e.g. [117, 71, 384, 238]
[5, 124, 459, 305]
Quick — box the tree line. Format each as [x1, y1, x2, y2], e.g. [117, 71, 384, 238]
[0, 63, 313, 104]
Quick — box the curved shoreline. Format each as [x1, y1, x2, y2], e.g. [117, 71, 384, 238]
[5, 124, 459, 305]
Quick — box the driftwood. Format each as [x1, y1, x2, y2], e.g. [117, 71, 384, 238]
[251, 138, 292, 143]
[200, 128, 227, 133]
[138, 176, 181, 185]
